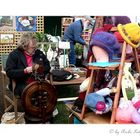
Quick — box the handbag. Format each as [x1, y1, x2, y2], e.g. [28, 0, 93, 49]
[51, 69, 74, 81]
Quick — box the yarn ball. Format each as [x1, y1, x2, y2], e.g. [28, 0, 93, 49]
[96, 101, 106, 111]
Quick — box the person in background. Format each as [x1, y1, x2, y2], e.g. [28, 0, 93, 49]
[62, 16, 95, 65]
[5, 33, 51, 97]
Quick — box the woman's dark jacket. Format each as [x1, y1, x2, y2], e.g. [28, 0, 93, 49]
[5, 48, 51, 96]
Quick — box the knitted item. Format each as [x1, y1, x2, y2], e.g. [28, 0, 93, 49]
[118, 23, 140, 48]
[96, 88, 112, 96]
[85, 93, 106, 111]
[79, 91, 86, 101]
[114, 16, 131, 26]
[132, 110, 140, 124]
[133, 100, 140, 109]
[93, 24, 113, 35]
[116, 98, 135, 123]
[79, 77, 90, 92]
[90, 31, 121, 60]
[114, 31, 124, 43]
[85, 93, 113, 114]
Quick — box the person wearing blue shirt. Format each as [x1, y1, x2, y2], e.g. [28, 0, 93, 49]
[63, 16, 94, 65]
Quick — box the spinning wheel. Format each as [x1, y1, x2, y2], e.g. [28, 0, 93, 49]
[22, 81, 57, 123]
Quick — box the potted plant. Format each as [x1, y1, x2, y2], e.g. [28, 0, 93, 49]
[75, 43, 83, 59]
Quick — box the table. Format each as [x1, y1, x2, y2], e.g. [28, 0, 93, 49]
[47, 67, 87, 86]
[47, 76, 86, 86]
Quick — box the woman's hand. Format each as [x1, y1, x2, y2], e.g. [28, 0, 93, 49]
[24, 66, 33, 73]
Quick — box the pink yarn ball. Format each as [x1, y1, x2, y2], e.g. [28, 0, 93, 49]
[96, 101, 106, 111]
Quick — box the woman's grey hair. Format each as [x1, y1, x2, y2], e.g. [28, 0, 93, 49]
[17, 33, 37, 51]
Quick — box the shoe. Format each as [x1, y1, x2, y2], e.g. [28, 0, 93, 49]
[53, 108, 58, 117]
[72, 105, 82, 113]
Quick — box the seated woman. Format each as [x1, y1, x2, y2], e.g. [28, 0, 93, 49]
[5, 33, 51, 97]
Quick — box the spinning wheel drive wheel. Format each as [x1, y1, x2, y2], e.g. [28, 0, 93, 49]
[22, 81, 57, 122]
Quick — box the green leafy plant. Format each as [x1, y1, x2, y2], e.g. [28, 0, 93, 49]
[75, 43, 83, 56]
[35, 32, 49, 42]
[35, 32, 50, 54]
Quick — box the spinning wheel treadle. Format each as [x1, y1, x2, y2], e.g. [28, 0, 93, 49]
[22, 81, 57, 122]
